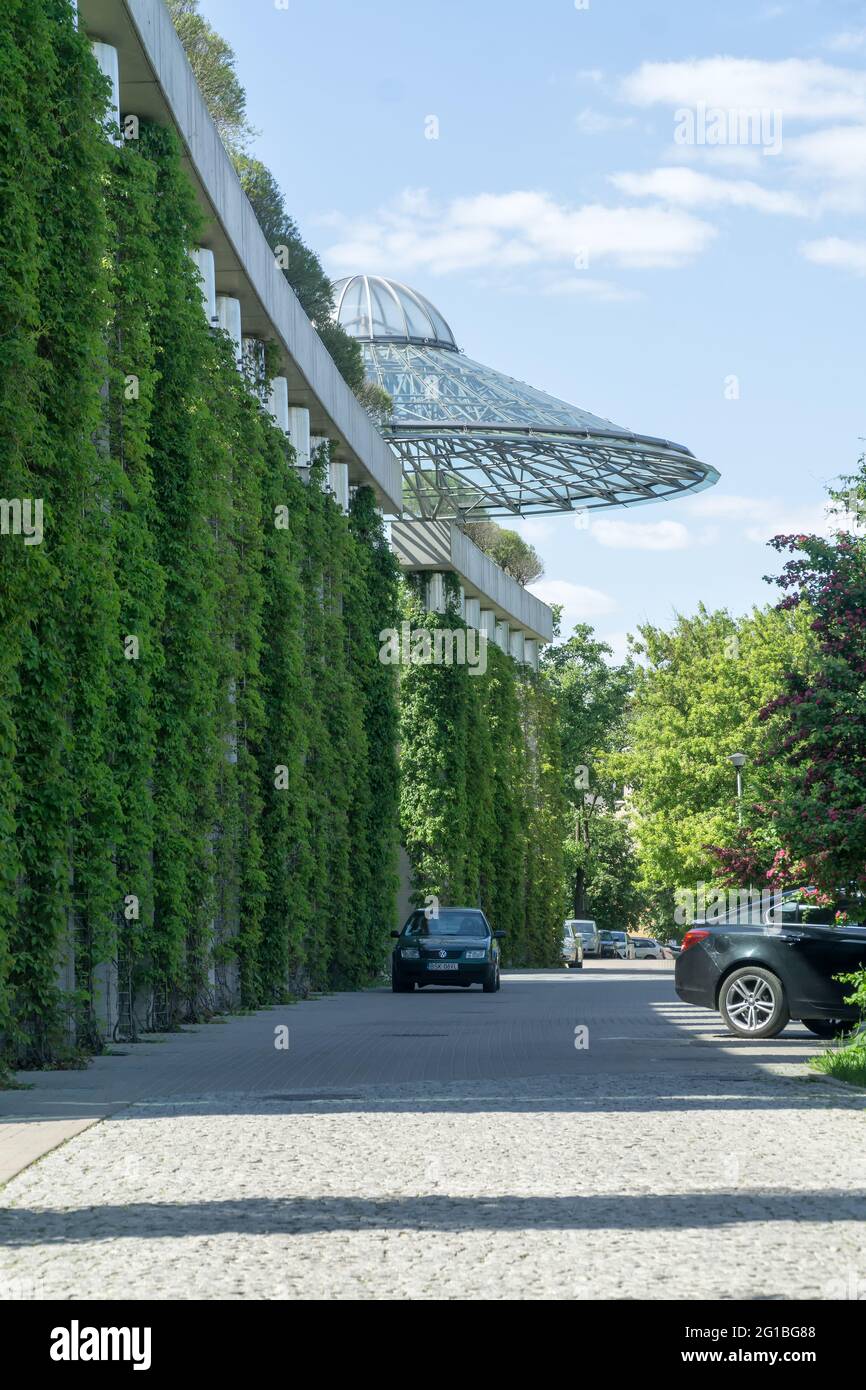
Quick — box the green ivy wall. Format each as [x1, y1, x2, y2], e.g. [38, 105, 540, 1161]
[0, 5, 566, 1070]
[398, 578, 567, 966]
[0, 3, 400, 1066]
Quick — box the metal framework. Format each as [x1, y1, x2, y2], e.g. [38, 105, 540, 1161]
[333, 275, 719, 519]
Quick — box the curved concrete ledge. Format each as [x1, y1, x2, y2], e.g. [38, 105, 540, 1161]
[78, 0, 402, 511]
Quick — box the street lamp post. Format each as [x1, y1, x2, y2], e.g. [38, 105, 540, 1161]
[728, 752, 747, 827]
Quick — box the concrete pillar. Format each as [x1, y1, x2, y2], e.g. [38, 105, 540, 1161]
[426, 572, 446, 613]
[93, 960, 118, 1041]
[310, 435, 330, 459]
[480, 609, 497, 640]
[510, 629, 525, 663]
[91, 42, 121, 146]
[267, 376, 289, 433]
[72, 0, 79, 31]
[457, 586, 466, 618]
[524, 638, 538, 670]
[495, 620, 509, 653]
[465, 597, 481, 628]
[215, 295, 243, 368]
[329, 461, 350, 514]
[190, 248, 217, 325]
[287, 407, 311, 467]
[242, 335, 265, 390]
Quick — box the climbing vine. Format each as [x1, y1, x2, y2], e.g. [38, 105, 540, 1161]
[398, 581, 566, 965]
[0, 5, 400, 1066]
[0, 3, 561, 1071]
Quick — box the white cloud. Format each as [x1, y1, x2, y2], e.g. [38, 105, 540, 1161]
[609, 166, 808, 216]
[670, 143, 767, 172]
[589, 517, 692, 551]
[825, 30, 866, 53]
[801, 236, 866, 276]
[576, 107, 636, 134]
[685, 492, 860, 540]
[513, 516, 556, 545]
[597, 631, 632, 664]
[541, 275, 640, 302]
[528, 579, 617, 624]
[621, 58, 866, 122]
[785, 124, 866, 181]
[324, 188, 716, 278]
[686, 493, 766, 522]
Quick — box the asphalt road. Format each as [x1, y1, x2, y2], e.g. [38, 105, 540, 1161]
[2, 961, 865, 1299]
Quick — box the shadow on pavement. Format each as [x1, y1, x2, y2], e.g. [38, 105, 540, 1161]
[3, 1188, 866, 1246]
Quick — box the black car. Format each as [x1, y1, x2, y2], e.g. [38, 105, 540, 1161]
[391, 908, 504, 992]
[675, 920, 866, 1039]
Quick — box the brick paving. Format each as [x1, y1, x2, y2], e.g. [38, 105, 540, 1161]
[1, 963, 864, 1299]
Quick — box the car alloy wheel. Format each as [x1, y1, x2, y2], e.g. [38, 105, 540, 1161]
[720, 967, 789, 1039]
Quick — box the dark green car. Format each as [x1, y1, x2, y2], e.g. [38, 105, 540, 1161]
[391, 908, 504, 992]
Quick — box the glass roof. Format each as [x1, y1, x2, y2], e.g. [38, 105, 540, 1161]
[331, 276, 719, 519]
[333, 275, 457, 351]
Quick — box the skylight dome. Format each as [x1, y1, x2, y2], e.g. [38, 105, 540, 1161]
[333, 275, 457, 351]
[332, 275, 719, 519]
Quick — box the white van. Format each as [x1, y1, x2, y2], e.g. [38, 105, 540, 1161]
[565, 919, 600, 958]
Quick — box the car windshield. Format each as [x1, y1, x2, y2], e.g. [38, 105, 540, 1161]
[609, 932, 626, 941]
[404, 910, 489, 938]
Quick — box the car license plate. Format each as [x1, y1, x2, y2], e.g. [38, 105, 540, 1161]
[427, 961, 458, 970]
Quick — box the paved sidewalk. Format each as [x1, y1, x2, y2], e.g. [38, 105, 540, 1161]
[1, 965, 864, 1299]
[2, 1074, 865, 1300]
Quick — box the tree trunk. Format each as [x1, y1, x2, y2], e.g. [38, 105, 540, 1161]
[572, 864, 587, 918]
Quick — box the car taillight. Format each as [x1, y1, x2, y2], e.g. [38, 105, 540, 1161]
[680, 929, 710, 953]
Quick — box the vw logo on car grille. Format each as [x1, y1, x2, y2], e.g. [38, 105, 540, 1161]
[439, 950, 447, 958]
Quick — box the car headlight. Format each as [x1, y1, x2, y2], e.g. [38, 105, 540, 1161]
[464, 949, 487, 960]
[400, 948, 420, 959]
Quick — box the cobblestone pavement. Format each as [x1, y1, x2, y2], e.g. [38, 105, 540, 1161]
[1, 966, 865, 1300]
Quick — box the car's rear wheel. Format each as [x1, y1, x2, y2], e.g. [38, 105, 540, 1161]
[570, 960, 583, 970]
[802, 1017, 856, 1039]
[719, 967, 789, 1039]
[391, 965, 414, 993]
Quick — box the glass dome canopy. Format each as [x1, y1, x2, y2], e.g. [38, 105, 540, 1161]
[333, 275, 719, 519]
[333, 275, 457, 351]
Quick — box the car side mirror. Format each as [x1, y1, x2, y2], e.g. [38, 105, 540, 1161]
[494, 931, 506, 939]
[390, 931, 400, 938]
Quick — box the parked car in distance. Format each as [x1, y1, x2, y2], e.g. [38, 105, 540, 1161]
[600, 929, 635, 960]
[630, 935, 665, 960]
[565, 918, 599, 958]
[561, 921, 585, 969]
[675, 919, 866, 1038]
[391, 907, 504, 993]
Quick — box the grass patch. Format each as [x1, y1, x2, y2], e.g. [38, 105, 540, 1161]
[811, 1034, 866, 1088]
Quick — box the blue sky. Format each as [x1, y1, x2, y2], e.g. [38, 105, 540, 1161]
[201, 0, 865, 658]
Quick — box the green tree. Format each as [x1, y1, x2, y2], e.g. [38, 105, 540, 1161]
[165, 0, 255, 155]
[462, 520, 544, 586]
[611, 604, 815, 904]
[563, 814, 642, 932]
[752, 474, 866, 892]
[542, 625, 633, 918]
[166, 11, 365, 393]
[231, 155, 364, 391]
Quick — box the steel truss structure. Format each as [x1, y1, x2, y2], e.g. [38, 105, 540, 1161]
[333, 276, 718, 519]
